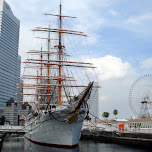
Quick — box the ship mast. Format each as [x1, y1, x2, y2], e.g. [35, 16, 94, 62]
[47, 24, 51, 104]
[18, 1, 97, 106]
[36, 70, 39, 111]
[40, 45, 43, 107]
[58, 1, 62, 106]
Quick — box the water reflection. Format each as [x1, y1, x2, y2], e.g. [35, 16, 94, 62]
[2, 136, 79, 152]
[24, 138, 79, 152]
[2, 136, 24, 152]
[79, 140, 149, 152]
[1, 135, 149, 152]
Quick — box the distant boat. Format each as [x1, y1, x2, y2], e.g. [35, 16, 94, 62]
[18, 1, 95, 149]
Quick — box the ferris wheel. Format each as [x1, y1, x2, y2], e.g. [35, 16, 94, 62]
[129, 74, 152, 118]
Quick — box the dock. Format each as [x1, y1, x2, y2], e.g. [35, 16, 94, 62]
[81, 128, 152, 149]
[0, 120, 152, 149]
[0, 125, 27, 133]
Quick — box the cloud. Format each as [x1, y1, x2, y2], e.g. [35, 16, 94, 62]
[141, 58, 152, 69]
[101, 11, 152, 37]
[85, 55, 137, 119]
[97, 68, 137, 119]
[89, 55, 131, 81]
[7, 0, 109, 47]
[4, 0, 146, 119]
[127, 13, 152, 25]
[109, 9, 118, 16]
[63, 0, 111, 11]
[121, 13, 152, 36]
[99, 78, 132, 119]
[100, 96, 108, 102]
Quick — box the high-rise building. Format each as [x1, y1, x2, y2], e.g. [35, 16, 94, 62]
[0, 0, 20, 114]
[17, 55, 21, 100]
[4, 98, 18, 125]
[88, 82, 99, 120]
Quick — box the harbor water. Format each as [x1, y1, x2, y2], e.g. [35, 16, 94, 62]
[1, 135, 150, 152]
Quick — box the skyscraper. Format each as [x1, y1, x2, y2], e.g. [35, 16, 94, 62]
[88, 82, 99, 120]
[0, 0, 20, 114]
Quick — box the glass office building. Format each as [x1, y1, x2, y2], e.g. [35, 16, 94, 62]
[0, 0, 20, 113]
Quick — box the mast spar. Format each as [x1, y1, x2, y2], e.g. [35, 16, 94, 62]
[58, 2, 62, 106]
[18, 1, 96, 106]
[20, 1, 96, 147]
[47, 24, 51, 104]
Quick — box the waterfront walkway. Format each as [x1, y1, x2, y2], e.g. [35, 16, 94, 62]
[83, 121, 152, 134]
[0, 120, 152, 134]
[0, 125, 27, 133]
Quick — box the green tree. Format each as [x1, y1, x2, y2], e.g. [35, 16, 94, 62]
[102, 112, 109, 120]
[113, 109, 118, 119]
[85, 115, 91, 121]
[0, 115, 5, 125]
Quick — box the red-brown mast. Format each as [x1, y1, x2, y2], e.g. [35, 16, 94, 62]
[17, 1, 98, 105]
[47, 24, 51, 104]
[40, 45, 43, 107]
[58, 1, 62, 106]
[36, 70, 39, 111]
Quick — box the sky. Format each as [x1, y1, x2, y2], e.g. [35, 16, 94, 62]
[5, 0, 152, 119]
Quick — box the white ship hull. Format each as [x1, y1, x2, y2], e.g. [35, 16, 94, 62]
[25, 108, 87, 148]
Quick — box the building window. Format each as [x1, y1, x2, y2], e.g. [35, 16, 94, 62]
[22, 106, 26, 110]
[6, 103, 11, 107]
[15, 103, 17, 107]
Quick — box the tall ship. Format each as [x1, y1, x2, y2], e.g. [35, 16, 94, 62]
[18, 1, 96, 149]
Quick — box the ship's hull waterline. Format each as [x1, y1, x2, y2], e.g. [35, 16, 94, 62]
[25, 109, 86, 148]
